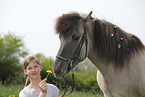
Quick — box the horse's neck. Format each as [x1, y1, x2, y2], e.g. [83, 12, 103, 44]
[87, 48, 110, 74]
[88, 48, 145, 76]
[87, 53, 113, 75]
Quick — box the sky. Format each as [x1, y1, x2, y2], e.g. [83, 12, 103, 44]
[0, 0, 145, 58]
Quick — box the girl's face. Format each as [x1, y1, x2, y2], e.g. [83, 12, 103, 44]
[24, 60, 42, 80]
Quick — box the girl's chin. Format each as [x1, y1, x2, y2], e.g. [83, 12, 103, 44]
[30, 75, 40, 80]
[30, 77, 40, 81]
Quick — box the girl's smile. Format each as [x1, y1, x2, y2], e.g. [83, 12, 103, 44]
[32, 72, 37, 75]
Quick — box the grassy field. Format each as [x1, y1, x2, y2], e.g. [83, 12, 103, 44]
[0, 84, 103, 97]
[59, 90, 103, 97]
[0, 84, 22, 97]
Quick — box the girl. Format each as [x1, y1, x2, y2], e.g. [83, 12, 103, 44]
[19, 56, 59, 97]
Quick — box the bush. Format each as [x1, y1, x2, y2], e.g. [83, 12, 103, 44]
[58, 68, 101, 94]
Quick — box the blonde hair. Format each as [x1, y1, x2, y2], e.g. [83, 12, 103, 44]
[23, 56, 40, 87]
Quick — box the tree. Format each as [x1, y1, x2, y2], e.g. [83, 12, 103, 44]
[0, 32, 28, 84]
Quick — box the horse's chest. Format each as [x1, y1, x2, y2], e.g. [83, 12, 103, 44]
[97, 68, 144, 97]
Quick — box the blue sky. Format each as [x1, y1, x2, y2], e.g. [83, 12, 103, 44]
[0, 0, 145, 58]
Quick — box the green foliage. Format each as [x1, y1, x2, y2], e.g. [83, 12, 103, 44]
[0, 32, 28, 84]
[65, 68, 101, 94]
[74, 69, 100, 93]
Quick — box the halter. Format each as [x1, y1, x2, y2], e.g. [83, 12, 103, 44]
[56, 11, 93, 97]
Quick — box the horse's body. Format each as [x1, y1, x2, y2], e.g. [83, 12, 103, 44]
[52, 12, 145, 97]
[96, 51, 145, 97]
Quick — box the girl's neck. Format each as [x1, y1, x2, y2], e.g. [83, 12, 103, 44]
[29, 77, 41, 89]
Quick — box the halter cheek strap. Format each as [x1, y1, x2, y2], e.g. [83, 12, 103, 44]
[56, 11, 93, 97]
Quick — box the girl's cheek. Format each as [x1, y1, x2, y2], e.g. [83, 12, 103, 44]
[26, 70, 31, 75]
[37, 67, 41, 71]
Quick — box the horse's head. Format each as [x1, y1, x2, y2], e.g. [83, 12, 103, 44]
[52, 12, 93, 78]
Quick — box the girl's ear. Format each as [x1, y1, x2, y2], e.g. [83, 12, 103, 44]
[40, 65, 42, 71]
[24, 69, 27, 75]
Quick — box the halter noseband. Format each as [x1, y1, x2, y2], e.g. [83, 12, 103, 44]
[56, 11, 93, 97]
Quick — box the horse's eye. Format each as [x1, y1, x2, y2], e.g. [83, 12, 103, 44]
[72, 35, 80, 41]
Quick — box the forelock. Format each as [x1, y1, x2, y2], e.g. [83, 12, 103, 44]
[55, 12, 83, 36]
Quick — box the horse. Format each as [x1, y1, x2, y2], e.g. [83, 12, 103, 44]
[52, 11, 145, 97]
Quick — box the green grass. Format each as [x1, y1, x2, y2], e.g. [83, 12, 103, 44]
[59, 90, 103, 97]
[0, 84, 23, 97]
[0, 84, 104, 97]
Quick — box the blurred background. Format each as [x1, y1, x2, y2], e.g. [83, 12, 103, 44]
[0, 0, 145, 96]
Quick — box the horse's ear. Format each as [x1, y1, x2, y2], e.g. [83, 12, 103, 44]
[84, 11, 93, 24]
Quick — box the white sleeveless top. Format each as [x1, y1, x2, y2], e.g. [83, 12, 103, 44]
[19, 83, 59, 97]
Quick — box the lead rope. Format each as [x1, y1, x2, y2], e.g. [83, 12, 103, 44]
[62, 61, 75, 97]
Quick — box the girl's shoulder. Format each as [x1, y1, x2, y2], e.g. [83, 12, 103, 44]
[20, 86, 30, 93]
[19, 86, 30, 97]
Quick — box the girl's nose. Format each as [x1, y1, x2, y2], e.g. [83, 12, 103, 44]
[32, 68, 35, 71]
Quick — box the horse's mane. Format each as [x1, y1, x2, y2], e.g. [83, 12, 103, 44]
[55, 12, 144, 69]
[93, 19, 144, 69]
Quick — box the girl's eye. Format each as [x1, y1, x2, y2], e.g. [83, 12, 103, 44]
[28, 68, 31, 70]
[34, 66, 38, 68]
